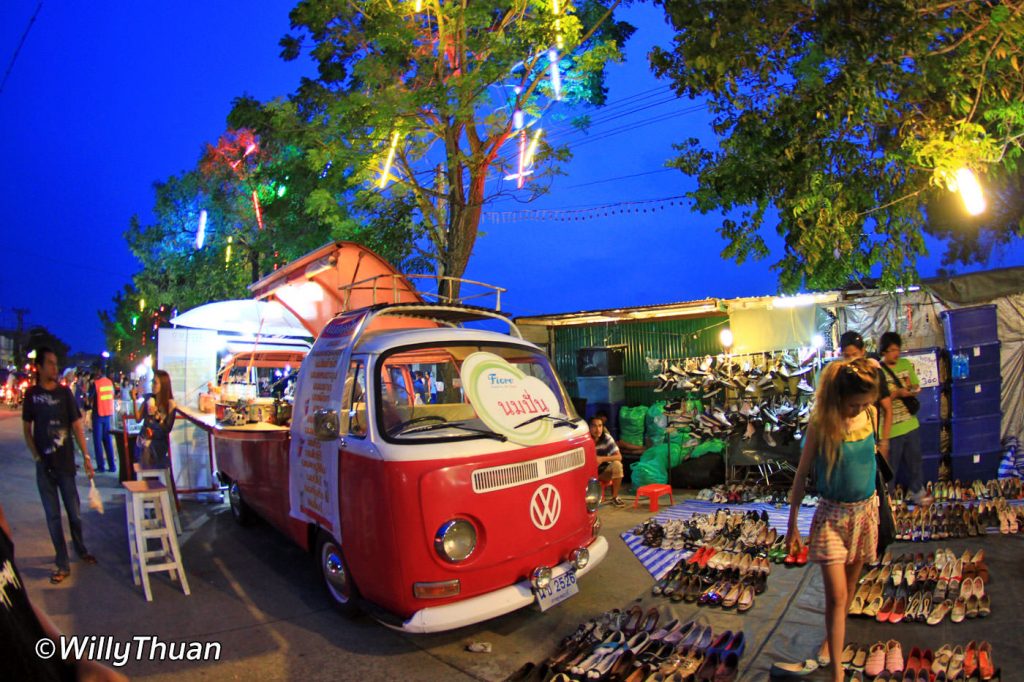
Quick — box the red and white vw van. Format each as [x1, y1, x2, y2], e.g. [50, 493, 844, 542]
[208, 244, 607, 633]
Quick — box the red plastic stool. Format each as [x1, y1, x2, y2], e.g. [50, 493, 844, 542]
[634, 484, 675, 512]
[599, 479, 614, 502]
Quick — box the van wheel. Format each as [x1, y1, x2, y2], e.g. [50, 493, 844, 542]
[228, 482, 253, 526]
[316, 530, 360, 616]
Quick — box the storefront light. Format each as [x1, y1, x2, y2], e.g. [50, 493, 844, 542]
[812, 334, 825, 349]
[719, 328, 733, 349]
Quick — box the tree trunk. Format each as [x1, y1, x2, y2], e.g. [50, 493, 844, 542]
[437, 166, 488, 305]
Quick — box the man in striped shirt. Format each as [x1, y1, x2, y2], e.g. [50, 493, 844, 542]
[591, 417, 625, 507]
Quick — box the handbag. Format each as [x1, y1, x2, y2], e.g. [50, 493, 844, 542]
[872, 406, 897, 553]
[881, 364, 920, 415]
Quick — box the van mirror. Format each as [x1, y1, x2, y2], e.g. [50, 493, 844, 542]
[313, 409, 340, 441]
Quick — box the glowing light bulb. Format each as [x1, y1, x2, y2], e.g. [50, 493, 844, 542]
[812, 334, 825, 349]
[719, 328, 734, 349]
[955, 167, 985, 215]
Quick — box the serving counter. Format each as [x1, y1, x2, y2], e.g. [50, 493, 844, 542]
[176, 404, 291, 441]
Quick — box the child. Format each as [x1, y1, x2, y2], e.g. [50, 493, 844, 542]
[787, 358, 880, 682]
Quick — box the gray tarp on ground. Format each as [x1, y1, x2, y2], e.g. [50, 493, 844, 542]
[836, 268, 1024, 442]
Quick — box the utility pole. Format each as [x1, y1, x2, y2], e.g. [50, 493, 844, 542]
[12, 307, 29, 363]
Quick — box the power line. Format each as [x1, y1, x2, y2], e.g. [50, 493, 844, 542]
[561, 168, 677, 189]
[0, 2, 43, 96]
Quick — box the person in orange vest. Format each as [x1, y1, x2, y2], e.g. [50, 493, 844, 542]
[89, 370, 117, 473]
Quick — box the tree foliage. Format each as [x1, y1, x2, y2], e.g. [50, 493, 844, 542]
[101, 122, 424, 361]
[651, 0, 1024, 290]
[279, 0, 633, 298]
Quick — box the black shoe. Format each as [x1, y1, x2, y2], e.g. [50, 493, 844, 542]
[611, 497, 626, 508]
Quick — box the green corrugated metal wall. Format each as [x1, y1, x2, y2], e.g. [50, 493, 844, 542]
[552, 316, 729, 406]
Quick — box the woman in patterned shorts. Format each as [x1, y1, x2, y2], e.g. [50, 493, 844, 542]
[787, 358, 880, 682]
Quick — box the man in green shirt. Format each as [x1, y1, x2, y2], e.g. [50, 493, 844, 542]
[878, 332, 932, 505]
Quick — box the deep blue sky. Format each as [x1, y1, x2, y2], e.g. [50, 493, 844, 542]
[2, 2, 1022, 354]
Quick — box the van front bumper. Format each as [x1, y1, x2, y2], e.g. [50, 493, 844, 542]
[397, 534, 609, 634]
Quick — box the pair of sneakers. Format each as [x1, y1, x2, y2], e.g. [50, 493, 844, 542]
[609, 496, 625, 508]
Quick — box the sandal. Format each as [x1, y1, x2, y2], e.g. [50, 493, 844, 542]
[50, 569, 70, 584]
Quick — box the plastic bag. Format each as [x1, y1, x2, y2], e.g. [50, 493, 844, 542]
[645, 401, 668, 446]
[618, 405, 647, 446]
[88, 479, 104, 514]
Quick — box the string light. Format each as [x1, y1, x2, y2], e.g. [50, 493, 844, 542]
[378, 130, 401, 189]
[252, 190, 264, 230]
[517, 131, 527, 188]
[196, 209, 207, 249]
[549, 50, 561, 100]
[552, 0, 563, 49]
[524, 128, 543, 167]
[225, 235, 233, 264]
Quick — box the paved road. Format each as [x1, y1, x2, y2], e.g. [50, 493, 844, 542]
[0, 409, 650, 681]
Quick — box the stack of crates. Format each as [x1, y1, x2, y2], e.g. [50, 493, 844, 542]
[901, 346, 950, 483]
[940, 305, 1002, 481]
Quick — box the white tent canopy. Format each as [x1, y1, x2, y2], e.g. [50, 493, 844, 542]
[170, 300, 312, 338]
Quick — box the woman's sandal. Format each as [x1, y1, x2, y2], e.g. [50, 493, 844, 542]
[50, 569, 70, 584]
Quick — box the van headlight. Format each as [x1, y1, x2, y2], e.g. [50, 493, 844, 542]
[585, 478, 601, 512]
[434, 519, 477, 562]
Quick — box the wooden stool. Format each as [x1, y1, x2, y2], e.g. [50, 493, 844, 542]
[135, 466, 181, 535]
[123, 480, 190, 602]
[634, 484, 675, 512]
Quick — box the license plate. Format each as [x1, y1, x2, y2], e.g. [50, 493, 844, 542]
[534, 571, 578, 612]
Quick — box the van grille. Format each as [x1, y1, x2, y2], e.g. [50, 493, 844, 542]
[472, 447, 586, 493]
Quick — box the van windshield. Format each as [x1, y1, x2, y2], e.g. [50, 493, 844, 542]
[376, 343, 578, 443]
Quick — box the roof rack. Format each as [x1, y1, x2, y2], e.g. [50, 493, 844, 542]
[347, 303, 523, 351]
[337, 274, 507, 313]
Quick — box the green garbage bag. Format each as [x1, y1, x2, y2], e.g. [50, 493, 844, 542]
[629, 442, 682, 486]
[618, 405, 647, 446]
[630, 459, 664, 488]
[645, 401, 668, 446]
[688, 438, 726, 460]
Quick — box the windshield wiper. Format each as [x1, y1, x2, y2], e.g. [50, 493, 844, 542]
[513, 413, 579, 429]
[396, 420, 508, 442]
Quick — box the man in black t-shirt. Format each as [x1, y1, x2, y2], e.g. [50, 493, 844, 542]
[22, 347, 97, 584]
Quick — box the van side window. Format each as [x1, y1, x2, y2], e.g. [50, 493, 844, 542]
[342, 359, 367, 438]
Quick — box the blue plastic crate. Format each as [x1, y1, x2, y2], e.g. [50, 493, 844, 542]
[950, 450, 1002, 483]
[941, 305, 998, 348]
[917, 419, 947, 455]
[950, 379, 1002, 418]
[914, 385, 946, 422]
[920, 454, 945, 485]
[949, 342, 1001, 383]
[950, 414, 1002, 455]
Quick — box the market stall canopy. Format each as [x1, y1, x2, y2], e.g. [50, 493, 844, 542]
[248, 241, 431, 335]
[170, 300, 312, 338]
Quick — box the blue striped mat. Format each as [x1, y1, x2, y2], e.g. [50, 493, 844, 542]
[621, 498, 1024, 579]
[620, 500, 816, 580]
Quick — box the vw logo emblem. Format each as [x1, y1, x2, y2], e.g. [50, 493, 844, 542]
[530, 484, 561, 530]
